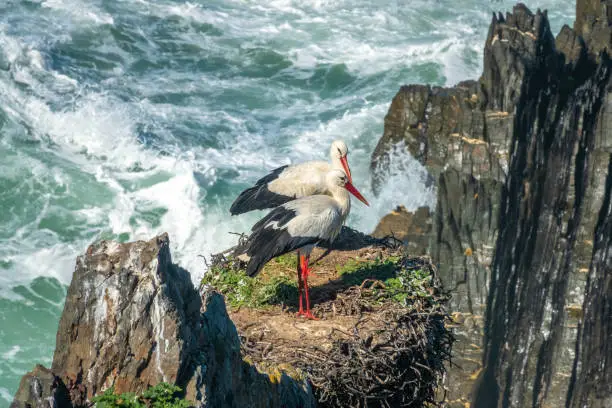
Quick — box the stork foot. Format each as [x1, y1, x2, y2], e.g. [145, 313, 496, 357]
[296, 310, 319, 320]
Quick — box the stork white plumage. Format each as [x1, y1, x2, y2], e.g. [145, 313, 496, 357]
[239, 170, 369, 319]
[229, 140, 353, 215]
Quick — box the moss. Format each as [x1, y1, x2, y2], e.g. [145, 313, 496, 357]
[252, 360, 306, 383]
[92, 383, 191, 408]
[276, 363, 306, 382]
[335, 256, 401, 286]
[201, 263, 297, 309]
[565, 304, 583, 319]
[273, 253, 298, 269]
[267, 367, 282, 384]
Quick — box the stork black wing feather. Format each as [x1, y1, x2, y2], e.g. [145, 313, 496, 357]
[229, 165, 293, 215]
[243, 206, 318, 277]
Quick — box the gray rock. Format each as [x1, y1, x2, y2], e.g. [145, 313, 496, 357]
[574, 0, 612, 61]
[10, 365, 72, 408]
[556, 24, 587, 68]
[566, 161, 612, 408]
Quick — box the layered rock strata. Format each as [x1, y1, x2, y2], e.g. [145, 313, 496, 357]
[371, 1, 612, 406]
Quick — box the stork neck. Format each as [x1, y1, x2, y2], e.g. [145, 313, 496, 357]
[330, 154, 343, 172]
[330, 185, 351, 218]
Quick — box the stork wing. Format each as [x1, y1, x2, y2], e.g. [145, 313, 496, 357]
[229, 165, 291, 215]
[244, 196, 341, 276]
[230, 161, 331, 215]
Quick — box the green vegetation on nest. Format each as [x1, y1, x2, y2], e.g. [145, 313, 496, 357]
[92, 383, 191, 408]
[273, 252, 298, 269]
[336, 256, 435, 307]
[335, 256, 400, 284]
[201, 261, 297, 308]
[204, 253, 438, 310]
[376, 267, 434, 306]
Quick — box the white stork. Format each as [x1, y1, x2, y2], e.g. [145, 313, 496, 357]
[230, 140, 353, 215]
[238, 169, 369, 319]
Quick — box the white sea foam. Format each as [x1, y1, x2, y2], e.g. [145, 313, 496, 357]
[41, 0, 114, 25]
[0, 388, 13, 406]
[1, 346, 20, 361]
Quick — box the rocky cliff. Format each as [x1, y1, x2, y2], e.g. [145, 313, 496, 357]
[11, 234, 315, 408]
[371, 1, 611, 407]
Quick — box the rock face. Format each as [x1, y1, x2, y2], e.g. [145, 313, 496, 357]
[566, 166, 612, 407]
[371, 1, 611, 407]
[12, 234, 315, 408]
[51, 234, 200, 399]
[371, 205, 431, 255]
[11, 365, 72, 408]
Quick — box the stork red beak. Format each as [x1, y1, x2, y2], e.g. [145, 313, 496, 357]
[339, 155, 353, 184]
[345, 181, 369, 206]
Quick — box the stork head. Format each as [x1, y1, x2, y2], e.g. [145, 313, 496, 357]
[327, 170, 369, 206]
[330, 140, 352, 183]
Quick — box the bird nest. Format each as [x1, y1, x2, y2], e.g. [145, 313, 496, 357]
[204, 230, 454, 408]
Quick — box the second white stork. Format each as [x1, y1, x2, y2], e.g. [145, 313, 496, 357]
[239, 169, 369, 319]
[230, 140, 353, 215]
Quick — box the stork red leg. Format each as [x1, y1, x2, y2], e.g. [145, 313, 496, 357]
[296, 251, 305, 316]
[300, 254, 318, 320]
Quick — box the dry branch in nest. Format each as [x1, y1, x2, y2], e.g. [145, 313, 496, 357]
[239, 257, 454, 408]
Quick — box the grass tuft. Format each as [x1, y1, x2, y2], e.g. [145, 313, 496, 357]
[335, 256, 400, 284]
[332, 256, 438, 308]
[202, 254, 439, 310]
[91, 383, 191, 408]
[273, 253, 298, 269]
[201, 262, 297, 309]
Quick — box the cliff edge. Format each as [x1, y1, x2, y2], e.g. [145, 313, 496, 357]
[371, 1, 611, 407]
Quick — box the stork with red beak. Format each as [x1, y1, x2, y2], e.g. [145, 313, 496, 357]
[230, 140, 353, 215]
[238, 169, 369, 319]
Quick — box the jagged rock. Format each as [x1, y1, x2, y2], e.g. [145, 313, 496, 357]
[13, 234, 315, 408]
[371, 205, 431, 254]
[371, 1, 611, 407]
[567, 161, 612, 408]
[50, 234, 200, 398]
[473, 8, 612, 408]
[574, 0, 612, 60]
[10, 365, 72, 408]
[556, 24, 587, 67]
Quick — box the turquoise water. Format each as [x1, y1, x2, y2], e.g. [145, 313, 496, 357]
[0, 0, 574, 403]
